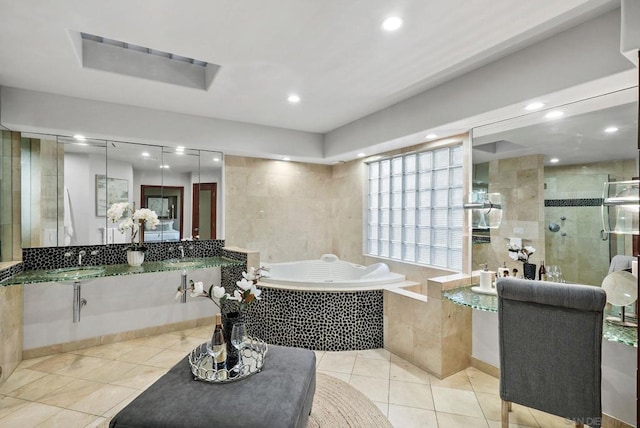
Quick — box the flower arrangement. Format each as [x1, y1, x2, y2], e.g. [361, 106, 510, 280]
[176, 268, 265, 314]
[508, 243, 536, 263]
[107, 202, 160, 250]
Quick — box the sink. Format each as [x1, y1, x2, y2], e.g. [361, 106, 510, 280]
[163, 259, 206, 269]
[44, 266, 105, 280]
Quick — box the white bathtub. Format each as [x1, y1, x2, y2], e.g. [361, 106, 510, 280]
[260, 254, 406, 290]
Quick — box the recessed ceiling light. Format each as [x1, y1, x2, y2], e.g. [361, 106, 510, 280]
[287, 94, 300, 103]
[213, 157, 220, 162]
[550, 158, 559, 163]
[357, 153, 366, 158]
[282, 157, 291, 161]
[73, 134, 86, 141]
[160, 164, 170, 169]
[141, 152, 150, 157]
[525, 102, 545, 111]
[545, 110, 564, 119]
[176, 146, 185, 152]
[425, 133, 438, 140]
[381, 16, 403, 31]
[604, 126, 619, 133]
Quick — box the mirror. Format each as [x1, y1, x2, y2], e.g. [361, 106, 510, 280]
[1, 126, 16, 262]
[18, 131, 223, 248]
[471, 87, 638, 286]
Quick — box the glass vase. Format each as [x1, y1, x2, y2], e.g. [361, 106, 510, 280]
[221, 311, 244, 368]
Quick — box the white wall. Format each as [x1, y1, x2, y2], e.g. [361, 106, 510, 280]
[0, 87, 324, 161]
[23, 268, 220, 350]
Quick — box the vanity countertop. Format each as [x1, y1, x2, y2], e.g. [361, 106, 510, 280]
[1, 257, 244, 286]
[443, 285, 638, 348]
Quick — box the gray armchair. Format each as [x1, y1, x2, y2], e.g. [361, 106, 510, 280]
[497, 277, 606, 428]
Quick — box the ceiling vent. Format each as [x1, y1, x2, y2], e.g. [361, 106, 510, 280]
[74, 32, 219, 90]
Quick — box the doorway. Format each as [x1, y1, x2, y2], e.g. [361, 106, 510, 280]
[192, 183, 217, 239]
[141, 185, 184, 240]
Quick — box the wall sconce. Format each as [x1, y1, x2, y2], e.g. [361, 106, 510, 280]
[602, 180, 639, 235]
[464, 190, 503, 229]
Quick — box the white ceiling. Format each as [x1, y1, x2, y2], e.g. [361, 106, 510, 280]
[0, 0, 619, 134]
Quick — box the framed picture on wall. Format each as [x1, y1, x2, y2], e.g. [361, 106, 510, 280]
[95, 175, 129, 216]
[147, 197, 170, 218]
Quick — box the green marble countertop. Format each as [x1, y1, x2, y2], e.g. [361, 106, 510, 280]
[2, 257, 244, 286]
[443, 286, 638, 348]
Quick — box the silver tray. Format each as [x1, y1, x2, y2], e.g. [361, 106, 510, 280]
[188, 336, 268, 383]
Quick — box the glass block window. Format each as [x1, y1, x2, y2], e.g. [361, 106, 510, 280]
[366, 145, 463, 270]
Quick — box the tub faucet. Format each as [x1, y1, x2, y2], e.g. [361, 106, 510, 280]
[78, 250, 86, 266]
[178, 245, 184, 258]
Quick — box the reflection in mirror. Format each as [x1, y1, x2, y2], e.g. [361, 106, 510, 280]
[21, 134, 108, 248]
[18, 131, 224, 248]
[196, 151, 223, 240]
[105, 141, 163, 244]
[471, 88, 638, 286]
[1, 127, 18, 261]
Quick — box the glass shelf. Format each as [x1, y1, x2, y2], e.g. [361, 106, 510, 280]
[2, 256, 244, 286]
[443, 286, 638, 348]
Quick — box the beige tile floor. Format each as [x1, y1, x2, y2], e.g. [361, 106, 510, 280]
[0, 326, 571, 428]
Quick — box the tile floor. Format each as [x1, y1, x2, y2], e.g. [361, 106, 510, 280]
[0, 326, 572, 428]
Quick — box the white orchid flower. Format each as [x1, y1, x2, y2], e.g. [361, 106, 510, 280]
[243, 267, 258, 281]
[107, 202, 130, 222]
[190, 281, 207, 298]
[250, 284, 262, 300]
[524, 245, 536, 255]
[508, 252, 519, 261]
[236, 278, 253, 291]
[211, 286, 227, 300]
[117, 218, 134, 233]
[175, 289, 184, 300]
[134, 208, 160, 229]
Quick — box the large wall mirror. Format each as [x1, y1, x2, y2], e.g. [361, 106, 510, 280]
[18, 132, 223, 248]
[471, 87, 638, 287]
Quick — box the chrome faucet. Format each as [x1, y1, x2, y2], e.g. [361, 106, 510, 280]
[78, 250, 86, 266]
[178, 245, 184, 258]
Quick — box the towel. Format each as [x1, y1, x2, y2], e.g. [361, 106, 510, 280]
[63, 186, 74, 246]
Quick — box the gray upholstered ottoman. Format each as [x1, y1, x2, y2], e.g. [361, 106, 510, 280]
[109, 345, 316, 428]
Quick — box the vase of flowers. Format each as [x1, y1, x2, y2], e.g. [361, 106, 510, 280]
[508, 242, 536, 279]
[107, 202, 160, 266]
[176, 268, 264, 367]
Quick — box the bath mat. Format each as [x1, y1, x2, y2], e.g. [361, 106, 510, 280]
[307, 373, 392, 428]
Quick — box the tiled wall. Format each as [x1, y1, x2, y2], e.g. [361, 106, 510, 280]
[544, 160, 636, 286]
[224, 155, 333, 263]
[472, 155, 545, 275]
[248, 287, 383, 351]
[0, 131, 21, 262]
[384, 274, 472, 379]
[0, 284, 22, 385]
[21, 240, 227, 271]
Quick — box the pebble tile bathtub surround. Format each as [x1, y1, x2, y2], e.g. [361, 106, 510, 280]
[247, 287, 384, 351]
[21, 240, 226, 271]
[0, 263, 23, 282]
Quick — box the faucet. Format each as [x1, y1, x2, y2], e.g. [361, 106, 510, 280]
[78, 250, 86, 266]
[178, 245, 184, 258]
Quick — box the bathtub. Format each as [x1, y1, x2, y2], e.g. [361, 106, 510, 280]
[260, 254, 406, 290]
[247, 255, 410, 351]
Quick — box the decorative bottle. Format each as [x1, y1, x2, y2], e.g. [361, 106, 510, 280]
[539, 261, 547, 281]
[212, 313, 227, 377]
